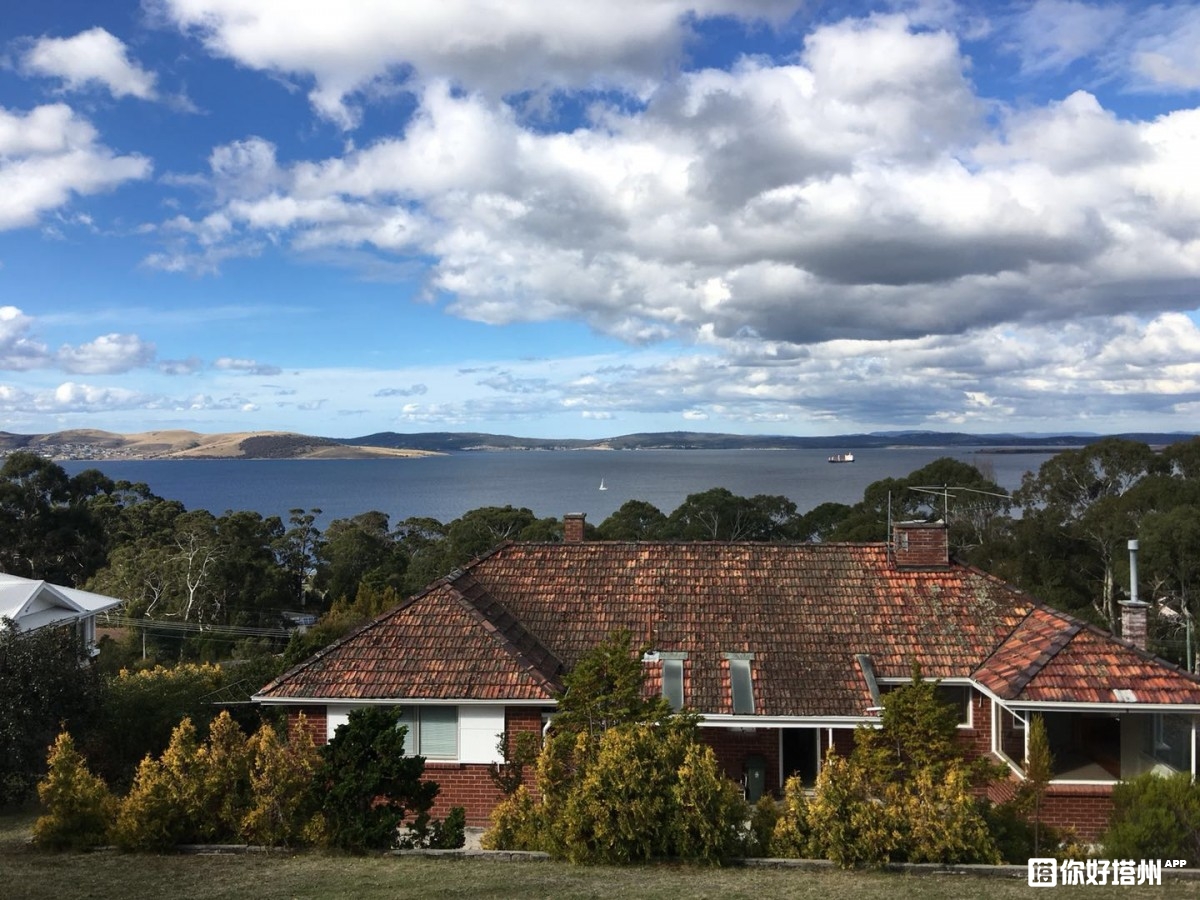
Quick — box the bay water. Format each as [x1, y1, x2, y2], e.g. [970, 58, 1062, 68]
[61, 448, 1059, 528]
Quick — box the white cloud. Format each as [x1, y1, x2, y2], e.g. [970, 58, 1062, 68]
[162, 13, 1200, 356]
[156, 0, 800, 126]
[1131, 6, 1200, 90]
[0, 305, 51, 370]
[0, 104, 150, 231]
[213, 356, 283, 376]
[21, 28, 158, 100]
[1008, 0, 1125, 74]
[1, 307, 158, 376]
[49, 381, 152, 412]
[57, 334, 156, 374]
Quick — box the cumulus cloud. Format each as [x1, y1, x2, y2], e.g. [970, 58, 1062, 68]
[0, 306, 51, 370]
[158, 13, 1200, 355]
[0, 307, 157, 375]
[0, 104, 150, 230]
[21, 28, 158, 100]
[57, 333, 156, 374]
[119, 5, 1200, 433]
[155, 0, 799, 127]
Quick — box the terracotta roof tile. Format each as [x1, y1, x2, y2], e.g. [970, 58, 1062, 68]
[258, 541, 1200, 716]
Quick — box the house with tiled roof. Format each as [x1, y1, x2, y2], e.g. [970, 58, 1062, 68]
[255, 517, 1200, 839]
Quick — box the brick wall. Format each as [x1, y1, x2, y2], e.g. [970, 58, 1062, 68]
[287, 706, 327, 745]
[892, 522, 949, 568]
[423, 707, 547, 826]
[1042, 784, 1114, 843]
[702, 727, 781, 796]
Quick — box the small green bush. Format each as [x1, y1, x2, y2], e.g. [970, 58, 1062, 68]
[425, 806, 467, 849]
[1102, 772, 1200, 862]
[32, 731, 117, 850]
[315, 706, 439, 853]
[746, 794, 781, 858]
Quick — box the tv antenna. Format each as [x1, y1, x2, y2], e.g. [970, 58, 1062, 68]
[907, 485, 1011, 522]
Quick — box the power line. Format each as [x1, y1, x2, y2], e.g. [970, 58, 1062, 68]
[100, 613, 290, 639]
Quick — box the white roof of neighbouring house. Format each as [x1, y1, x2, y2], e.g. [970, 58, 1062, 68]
[0, 573, 122, 632]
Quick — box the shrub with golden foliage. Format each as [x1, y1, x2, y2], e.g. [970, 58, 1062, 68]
[770, 675, 1002, 868]
[485, 632, 748, 864]
[241, 717, 322, 847]
[111, 718, 202, 850]
[768, 776, 813, 858]
[32, 731, 117, 850]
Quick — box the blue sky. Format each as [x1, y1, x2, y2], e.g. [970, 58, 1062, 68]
[1, 1, 1198, 439]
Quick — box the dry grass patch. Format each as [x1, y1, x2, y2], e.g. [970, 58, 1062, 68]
[1, 812, 1193, 900]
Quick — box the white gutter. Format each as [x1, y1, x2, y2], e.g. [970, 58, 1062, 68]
[252, 696, 556, 707]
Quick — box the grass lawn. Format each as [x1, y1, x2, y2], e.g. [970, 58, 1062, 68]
[2, 810, 1192, 900]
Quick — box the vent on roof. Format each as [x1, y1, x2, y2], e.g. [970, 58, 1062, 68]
[723, 653, 756, 715]
[855, 653, 881, 706]
[1112, 688, 1138, 703]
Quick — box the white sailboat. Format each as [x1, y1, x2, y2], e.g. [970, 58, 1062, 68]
[599, 478, 608, 491]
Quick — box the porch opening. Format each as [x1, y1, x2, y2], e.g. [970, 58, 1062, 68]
[998, 708, 1194, 782]
[781, 727, 820, 787]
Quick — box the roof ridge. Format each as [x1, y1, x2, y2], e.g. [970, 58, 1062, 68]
[971, 606, 1078, 700]
[447, 571, 565, 695]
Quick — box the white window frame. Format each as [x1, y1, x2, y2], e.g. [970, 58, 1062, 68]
[397, 706, 459, 760]
[320, 704, 506, 764]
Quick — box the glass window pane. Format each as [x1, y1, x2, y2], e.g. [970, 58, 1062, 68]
[730, 659, 755, 715]
[663, 659, 684, 711]
[419, 707, 458, 759]
[396, 706, 417, 756]
[935, 685, 970, 726]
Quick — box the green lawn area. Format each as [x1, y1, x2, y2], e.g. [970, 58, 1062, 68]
[1, 810, 1191, 900]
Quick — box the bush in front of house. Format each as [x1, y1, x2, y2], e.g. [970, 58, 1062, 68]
[314, 705, 440, 853]
[241, 718, 323, 848]
[769, 671, 1002, 867]
[1102, 772, 1200, 862]
[37, 707, 462, 852]
[484, 630, 749, 864]
[32, 732, 117, 850]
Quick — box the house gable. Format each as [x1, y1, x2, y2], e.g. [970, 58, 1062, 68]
[255, 578, 561, 703]
[974, 606, 1200, 706]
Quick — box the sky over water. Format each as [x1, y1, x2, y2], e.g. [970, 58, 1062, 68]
[2, 1, 1199, 438]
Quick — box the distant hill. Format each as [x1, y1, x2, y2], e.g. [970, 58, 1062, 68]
[0, 429, 435, 461]
[337, 430, 1199, 453]
[1, 428, 1194, 461]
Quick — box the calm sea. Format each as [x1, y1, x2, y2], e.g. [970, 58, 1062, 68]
[60, 448, 1059, 528]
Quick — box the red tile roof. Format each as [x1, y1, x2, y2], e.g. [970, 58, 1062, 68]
[257, 541, 1200, 715]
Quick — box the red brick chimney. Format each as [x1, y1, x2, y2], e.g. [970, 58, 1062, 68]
[892, 521, 950, 569]
[563, 513, 586, 543]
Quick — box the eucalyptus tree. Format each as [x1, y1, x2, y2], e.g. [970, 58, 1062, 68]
[275, 508, 324, 608]
[661, 488, 801, 541]
[596, 500, 667, 541]
[0, 452, 111, 584]
[1014, 439, 1160, 630]
[315, 511, 406, 605]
